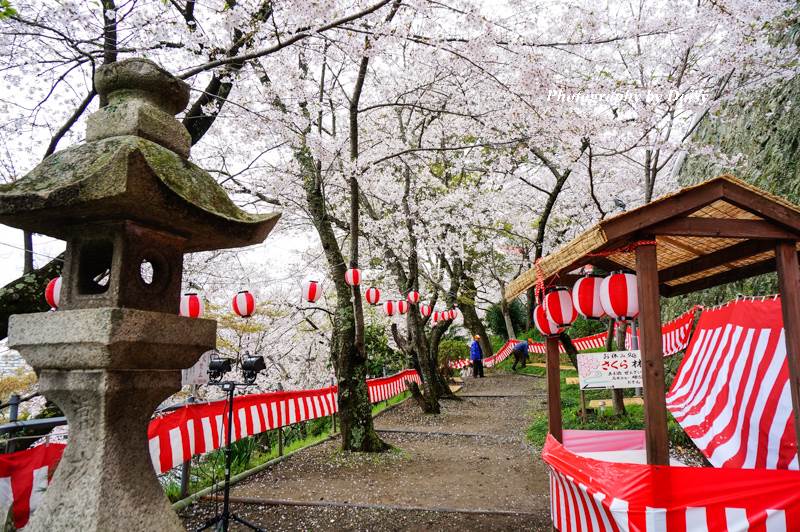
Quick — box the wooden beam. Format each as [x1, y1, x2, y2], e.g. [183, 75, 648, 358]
[635, 243, 669, 465]
[663, 257, 777, 297]
[775, 241, 800, 456]
[723, 180, 800, 234]
[659, 239, 775, 283]
[650, 218, 799, 239]
[546, 335, 563, 443]
[601, 180, 724, 241]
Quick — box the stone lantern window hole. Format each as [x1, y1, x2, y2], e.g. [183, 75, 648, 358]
[77, 240, 113, 294]
[140, 259, 154, 285]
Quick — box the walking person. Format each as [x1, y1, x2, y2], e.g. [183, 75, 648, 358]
[470, 335, 484, 378]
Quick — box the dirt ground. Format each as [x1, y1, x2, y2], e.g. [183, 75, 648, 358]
[180, 372, 553, 531]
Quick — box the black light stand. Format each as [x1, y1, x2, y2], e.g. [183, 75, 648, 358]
[196, 355, 266, 532]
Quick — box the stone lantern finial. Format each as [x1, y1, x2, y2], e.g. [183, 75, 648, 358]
[0, 58, 280, 531]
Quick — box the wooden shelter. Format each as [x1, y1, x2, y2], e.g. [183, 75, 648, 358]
[506, 174, 800, 465]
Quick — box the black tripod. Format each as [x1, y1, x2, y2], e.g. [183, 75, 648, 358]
[196, 381, 264, 532]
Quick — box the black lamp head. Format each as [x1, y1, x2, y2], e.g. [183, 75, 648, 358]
[241, 354, 266, 384]
[207, 355, 232, 383]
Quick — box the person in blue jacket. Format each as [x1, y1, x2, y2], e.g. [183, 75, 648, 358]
[470, 335, 484, 378]
[511, 338, 532, 371]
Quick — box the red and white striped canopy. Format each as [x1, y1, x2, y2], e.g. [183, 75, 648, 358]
[383, 300, 396, 316]
[544, 287, 577, 327]
[44, 276, 61, 310]
[344, 268, 361, 286]
[397, 300, 409, 314]
[232, 290, 256, 317]
[420, 303, 432, 317]
[179, 292, 203, 318]
[302, 280, 322, 303]
[572, 275, 605, 319]
[365, 286, 381, 305]
[534, 304, 563, 337]
[407, 290, 420, 304]
[600, 272, 639, 321]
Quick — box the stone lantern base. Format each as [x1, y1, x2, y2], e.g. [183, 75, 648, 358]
[9, 308, 216, 531]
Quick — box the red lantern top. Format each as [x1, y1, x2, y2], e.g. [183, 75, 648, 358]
[534, 304, 563, 337]
[44, 276, 62, 310]
[544, 286, 577, 327]
[180, 292, 203, 318]
[232, 290, 256, 317]
[365, 286, 381, 305]
[572, 275, 605, 319]
[302, 280, 322, 303]
[345, 268, 361, 286]
[600, 272, 639, 321]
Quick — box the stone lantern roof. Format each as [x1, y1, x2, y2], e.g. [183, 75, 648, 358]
[0, 58, 279, 252]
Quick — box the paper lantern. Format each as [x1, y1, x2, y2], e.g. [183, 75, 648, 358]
[420, 303, 432, 317]
[179, 292, 203, 318]
[232, 290, 256, 317]
[600, 272, 639, 321]
[449, 308, 459, 320]
[383, 300, 396, 316]
[572, 275, 605, 319]
[432, 311, 440, 322]
[544, 286, 577, 327]
[44, 276, 62, 309]
[302, 280, 322, 303]
[534, 304, 563, 337]
[344, 268, 361, 286]
[397, 300, 409, 314]
[365, 286, 381, 305]
[407, 290, 420, 304]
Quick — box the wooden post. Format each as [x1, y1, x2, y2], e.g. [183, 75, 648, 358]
[278, 427, 284, 456]
[546, 335, 563, 442]
[775, 240, 800, 451]
[635, 243, 669, 465]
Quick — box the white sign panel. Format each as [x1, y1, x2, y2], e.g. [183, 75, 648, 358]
[182, 350, 214, 386]
[577, 350, 643, 390]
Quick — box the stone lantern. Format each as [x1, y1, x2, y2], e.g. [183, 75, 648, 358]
[0, 58, 279, 531]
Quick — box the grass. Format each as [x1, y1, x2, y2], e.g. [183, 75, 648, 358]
[525, 366, 694, 450]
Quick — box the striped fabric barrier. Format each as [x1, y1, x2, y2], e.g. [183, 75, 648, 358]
[147, 369, 421, 474]
[448, 358, 472, 369]
[544, 434, 800, 531]
[666, 299, 798, 470]
[0, 443, 65, 529]
[483, 340, 516, 368]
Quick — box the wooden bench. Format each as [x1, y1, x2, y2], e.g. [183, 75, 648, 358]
[587, 397, 644, 409]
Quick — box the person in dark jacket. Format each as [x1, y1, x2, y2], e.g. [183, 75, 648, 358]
[511, 339, 531, 371]
[470, 335, 484, 378]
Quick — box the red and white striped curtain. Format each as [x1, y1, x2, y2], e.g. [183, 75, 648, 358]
[0, 443, 65, 529]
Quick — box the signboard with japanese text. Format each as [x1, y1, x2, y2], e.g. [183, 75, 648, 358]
[577, 350, 643, 390]
[181, 350, 214, 386]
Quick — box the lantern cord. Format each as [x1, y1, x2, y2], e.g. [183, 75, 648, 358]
[533, 258, 545, 305]
[586, 240, 657, 258]
[0, 241, 64, 262]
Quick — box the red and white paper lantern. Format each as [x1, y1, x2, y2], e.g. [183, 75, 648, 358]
[432, 311, 440, 322]
[344, 268, 361, 286]
[420, 303, 432, 317]
[407, 290, 420, 304]
[383, 300, 397, 316]
[544, 286, 577, 327]
[232, 290, 256, 318]
[534, 304, 563, 337]
[397, 300, 409, 314]
[302, 280, 322, 303]
[600, 272, 639, 321]
[449, 308, 459, 320]
[44, 276, 62, 310]
[180, 292, 203, 318]
[365, 286, 381, 305]
[572, 275, 605, 319]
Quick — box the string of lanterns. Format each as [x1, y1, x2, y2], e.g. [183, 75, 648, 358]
[534, 270, 639, 337]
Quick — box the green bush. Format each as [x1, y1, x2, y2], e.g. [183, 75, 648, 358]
[485, 300, 528, 339]
[438, 339, 469, 364]
[365, 323, 405, 376]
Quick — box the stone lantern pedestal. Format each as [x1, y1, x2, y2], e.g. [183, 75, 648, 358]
[0, 58, 280, 531]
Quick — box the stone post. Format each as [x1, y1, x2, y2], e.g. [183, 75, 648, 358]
[0, 58, 280, 531]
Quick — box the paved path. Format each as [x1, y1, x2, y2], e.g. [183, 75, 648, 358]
[180, 372, 552, 531]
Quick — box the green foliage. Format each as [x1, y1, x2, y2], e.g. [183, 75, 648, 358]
[438, 339, 469, 364]
[364, 323, 404, 376]
[0, 1, 16, 18]
[485, 300, 527, 339]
